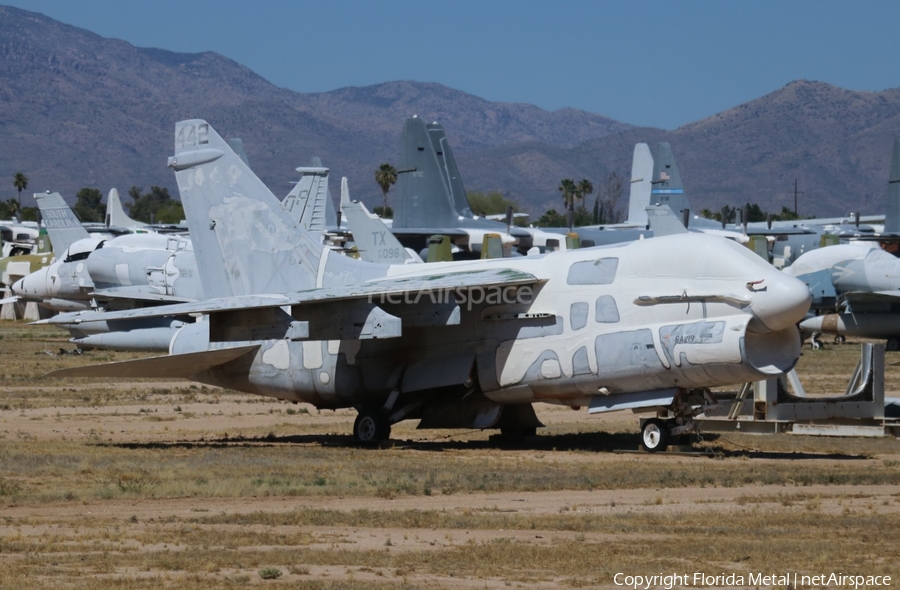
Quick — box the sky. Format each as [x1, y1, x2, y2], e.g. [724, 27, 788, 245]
[6, 0, 900, 130]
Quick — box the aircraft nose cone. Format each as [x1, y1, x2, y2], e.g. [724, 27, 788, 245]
[12, 269, 47, 300]
[749, 273, 812, 332]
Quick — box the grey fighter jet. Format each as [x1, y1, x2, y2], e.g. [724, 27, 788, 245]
[47, 120, 811, 451]
[785, 136, 900, 349]
[787, 243, 900, 348]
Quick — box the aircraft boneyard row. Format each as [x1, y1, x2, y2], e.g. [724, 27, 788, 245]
[12, 116, 891, 331]
[11, 161, 349, 349]
[45, 120, 813, 451]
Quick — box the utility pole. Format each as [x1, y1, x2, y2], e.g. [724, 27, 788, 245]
[792, 179, 804, 217]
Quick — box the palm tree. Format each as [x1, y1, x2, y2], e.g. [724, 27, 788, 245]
[577, 178, 593, 226]
[577, 179, 593, 210]
[374, 163, 398, 218]
[13, 172, 27, 209]
[558, 178, 577, 231]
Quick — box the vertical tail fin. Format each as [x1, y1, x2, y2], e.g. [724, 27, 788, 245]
[393, 117, 471, 228]
[170, 119, 315, 298]
[884, 136, 900, 234]
[34, 192, 91, 254]
[105, 188, 146, 228]
[626, 143, 654, 225]
[227, 138, 251, 167]
[340, 177, 415, 264]
[644, 204, 688, 236]
[282, 163, 333, 232]
[169, 120, 379, 299]
[650, 143, 691, 218]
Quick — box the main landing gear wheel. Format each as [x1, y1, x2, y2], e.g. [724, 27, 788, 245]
[833, 335, 846, 345]
[641, 418, 670, 453]
[353, 408, 391, 443]
[887, 338, 900, 352]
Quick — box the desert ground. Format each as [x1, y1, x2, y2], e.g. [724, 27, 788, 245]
[1, 321, 899, 589]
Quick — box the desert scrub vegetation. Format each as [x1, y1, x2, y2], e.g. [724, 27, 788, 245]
[2, 501, 897, 588]
[2, 434, 899, 505]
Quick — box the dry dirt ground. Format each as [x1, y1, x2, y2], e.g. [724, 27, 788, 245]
[2, 323, 900, 589]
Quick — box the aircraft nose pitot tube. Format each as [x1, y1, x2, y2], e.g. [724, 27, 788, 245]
[747, 272, 811, 332]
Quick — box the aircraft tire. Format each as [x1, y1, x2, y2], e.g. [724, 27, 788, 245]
[641, 418, 670, 453]
[353, 408, 391, 443]
[887, 338, 900, 352]
[833, 335, 846, 345]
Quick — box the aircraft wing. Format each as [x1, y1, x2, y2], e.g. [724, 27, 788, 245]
[40, 268, 543, 325]
[45, 345, 260, 379]
[843, 290, 900, 312]
[92, 287, 198, 304]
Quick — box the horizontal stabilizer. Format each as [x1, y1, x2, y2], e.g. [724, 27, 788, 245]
[45, 345, 259, 379]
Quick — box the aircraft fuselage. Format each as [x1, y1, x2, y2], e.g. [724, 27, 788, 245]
[171, 234, 810, 411]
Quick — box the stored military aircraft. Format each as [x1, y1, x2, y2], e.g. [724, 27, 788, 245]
[13, 192, 202, 312]
[786, 138, 900, 349]
[18, 161, 344, 311]
[46, 119, 812, 452]
[391, 117, 584, 255]
[0, 227, 53, 288]
[783, 243, 900, 348]
[0, 221, 40, 258]
[339, 177, 421, 264]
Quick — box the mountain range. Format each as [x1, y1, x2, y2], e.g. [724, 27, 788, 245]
[1, 4, 899, 219]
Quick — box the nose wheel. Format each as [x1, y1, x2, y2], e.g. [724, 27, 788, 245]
[641, 418, 670, 453]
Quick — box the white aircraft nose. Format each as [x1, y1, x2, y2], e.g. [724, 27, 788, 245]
[12, 269, 45, 300]
[749, 273, 811, 332]
[11, 276, 26, 296]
